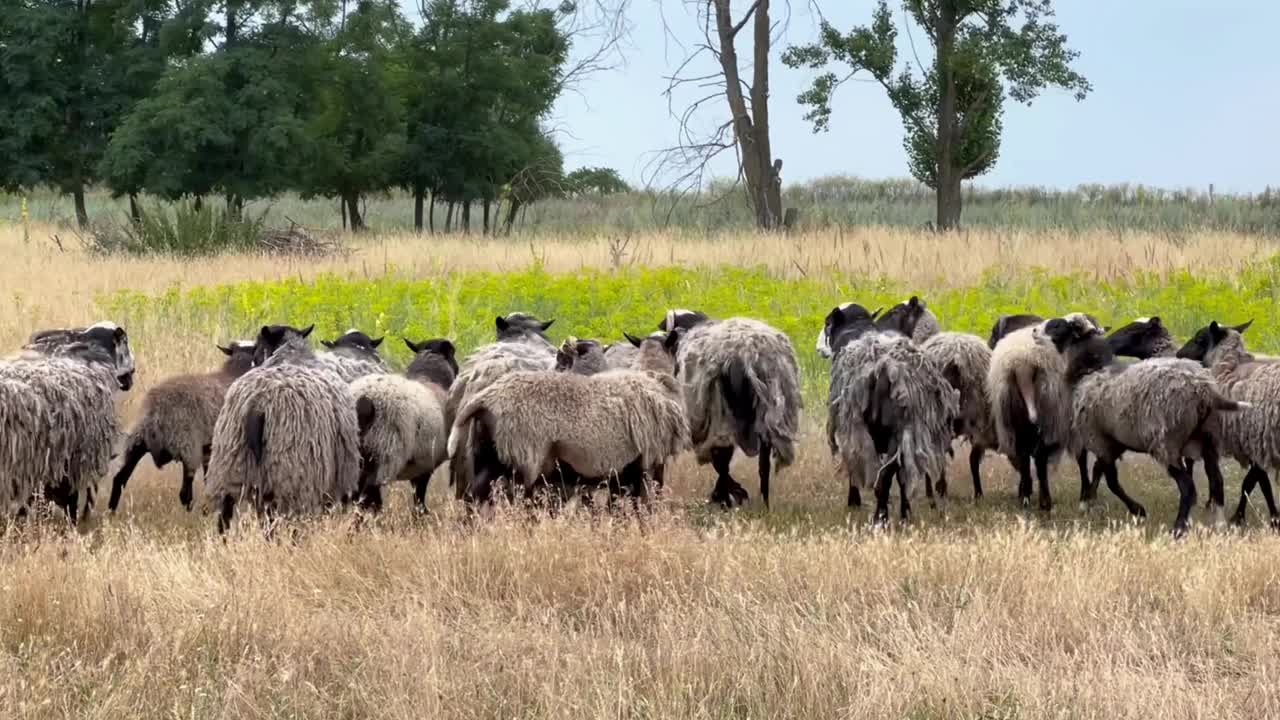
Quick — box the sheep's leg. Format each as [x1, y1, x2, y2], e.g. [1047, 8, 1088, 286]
[1168, 462, 1197, 538]
[217, 495, 236, 535]
[1082, 461, 1106, 511]
[847, 484, 862, 508]
[1231, 465, 1261, 526]
[412, 470, 434, 512]
[1099, 460, 1146, 518]
[357, 484, 384, 514]
[1075, 450, 1091, 505]
[872, 459, 899, 526]
[1199, 437, 1226, 528]
[933, 469, 946, 503]
[178, 462, 197, 511]
[923, 472, 935, 507]
[709, 446, 745, 508]
[1035, 448, 1054, 512]
[1015, 454, 1033, 508]
[969, 446, 984, 499]
[758, 441, 772, 509]
[624, 460, 649, 514]
[108, 439, 148, 513]
[652, 463, 666, 496]
[897, 468, 911, 521]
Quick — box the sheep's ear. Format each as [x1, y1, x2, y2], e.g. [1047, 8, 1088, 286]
[113, 326, 127, 341]
[217, 344, 234, 356]
[663, 329, 680, 352]
[624, 332, 643, 348]
[370, 337, 383, 348]
[539, 319, 555, 332]
[495, 316, 509, 332]
[300, 324, 314, 338]
[657, 317, 668, 332]
[320, 339, 336, 349]
[404, 338, 421, 353]
[1149, 316, 1161, 326]
[1235, 319, 1254, 334]
[1209, 321, 1222, 335]
[437, 340, 456, 359]
[908, 296, 920, 309]
[869, 306, 883, 320]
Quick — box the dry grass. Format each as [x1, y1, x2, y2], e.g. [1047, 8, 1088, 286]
[4, 221, 1280, 718]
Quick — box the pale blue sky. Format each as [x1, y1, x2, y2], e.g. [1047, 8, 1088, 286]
[417, 2, 1280, 192]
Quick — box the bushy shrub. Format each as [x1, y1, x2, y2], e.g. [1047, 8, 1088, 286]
[84, 202, 266, 257]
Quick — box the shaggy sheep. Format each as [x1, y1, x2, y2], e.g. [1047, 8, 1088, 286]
[1038, 317, 1242, 536]
[0, 322, 134, 522]
[318, 329, 388, 382]
[1176, 320, 1280, 527]
[448, 330, 688, 506]
[350, 338, 458, 512]
[919, 331, 997, 499]
[203, 324, 361, 531]
[658, 309, 802, 507]
[445, 313, 558, 500]
[823, 303, 959, 522]
[109, 340, 256, 513]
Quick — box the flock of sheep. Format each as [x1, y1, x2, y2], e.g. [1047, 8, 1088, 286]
[2, 301, 1277, 538]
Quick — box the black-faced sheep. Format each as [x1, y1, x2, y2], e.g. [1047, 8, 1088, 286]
[109, 340, 256, 513]
[446, 312, 558, 501]
[350, 338, 458, 513]
[448, 330, 688, 507]
[1039, 318, 1242, 536]
[555, 338, 608, 375]
[659, 309, 801, 508]
[822, 303, 959, 522]
[318, 328, 388, 382]
[815, 296, 935, 358]
[203, 324, 361, 532]
[1176, 320, 1280, 528]
[1, 322, 135, 522]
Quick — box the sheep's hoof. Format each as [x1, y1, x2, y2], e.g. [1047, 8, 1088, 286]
[1171, 524, 1189, 540]
[1269, 515, 1280, 532]
[1133, 505, 1148, 520]
[1020, 497, 1031, 510]
[1212, 506, 1227, 530]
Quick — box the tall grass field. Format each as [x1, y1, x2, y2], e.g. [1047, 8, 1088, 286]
[3, 218, 1280, 718]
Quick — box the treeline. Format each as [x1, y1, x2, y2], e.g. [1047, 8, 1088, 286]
[0, 0, 627, 234]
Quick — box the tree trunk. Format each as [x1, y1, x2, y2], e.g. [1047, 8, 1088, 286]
[461, 202, 471, 233]
[73, 185, 89, 229]
[343, 192, 365, 232]
[503, 199, 522, 235]
[933, 7, 960, 231]
[193, 195, 204, 213]
[712, 0, 779, 230]
[413, 188, 425, 233]
[340, 198, 347, 230]
[128, 193, 141, 224]
[445, 201, 454, 232]
[482, 199, 491, 235]
[226, 194, 243, 221]
[937, 171, 963, 231]
[428, 193, 436, 234]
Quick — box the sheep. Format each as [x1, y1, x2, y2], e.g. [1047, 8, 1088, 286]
[555, 338, 608, 375]
[0, 322, 135, 522]
[109, 340, 257, 513]
[919, 331, 997, 499]
[823, 303, 959, 522]
[202, 324, 361, 532]
[659, 309, 801, 508]
[317, 329, 388, 382]
[987, 313, 1105, 511]
[448, 330, 688, 507]
[349, 338, 458, 513]
[1037, 317, 1242, 536]
[446, 313, 557, 501]
[815, 296, 934, 359]
[988, 314, 1044, 350]
[1176, 320, 1280, 528]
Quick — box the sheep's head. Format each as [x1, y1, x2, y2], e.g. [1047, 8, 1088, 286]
[27, 321, 135, 391]
[496, 312, 554, 342]
[988, 313, 1044, 349]
[631, 329, 681, 376]
[555, 338, 605, 375]
[1176, 320, 1253, 363]
[657, 309, 710, 333]
[322, 328, 384, 359]
[405, 338, 459, 388]
[216, 340, 257, 377]
[818, 303, 878, 358]
[875, 296, 928, 338]
[1038, 316, 1110, 382]
[1107, 317, 1175, 359]
[253, 324, 314, 367]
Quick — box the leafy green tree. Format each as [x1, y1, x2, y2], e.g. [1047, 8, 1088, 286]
[783, 0, 1091, 230]
[566, 167, 630, 196]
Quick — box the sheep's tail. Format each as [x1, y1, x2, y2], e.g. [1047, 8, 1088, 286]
[719, 357, 758, 454]
[1013, 365, 1039, 425]
[356, 395, 377, 435]
[1214, 395, 1251, 412]
[245, 410, 266, 465]
[447, 397, 486, 460]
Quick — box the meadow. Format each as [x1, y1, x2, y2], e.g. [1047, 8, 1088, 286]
[4, 216, 1280, 718]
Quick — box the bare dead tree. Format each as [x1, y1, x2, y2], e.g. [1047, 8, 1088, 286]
[645, 0, 791, 230]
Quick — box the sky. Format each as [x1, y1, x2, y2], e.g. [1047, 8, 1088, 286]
[419, 1, 1280, 193]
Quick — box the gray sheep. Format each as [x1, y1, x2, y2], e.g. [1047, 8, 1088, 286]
[109, 341, 256, 513]
[448, 330, 688, 505]
[1176, 320, 1280, 528]
[555, 338, 607, 375]
[1038, 317, 1242, 536]
[445, 312, 558, 502]
[919, 331, 997, 500]
[318, 329, 388, 382]
[823, 303, 959, 522]
[1, 322, 135, 522]
[659, 310, 801, 508]
[350, 338, 458, 513]
[203, 324, 361, 532]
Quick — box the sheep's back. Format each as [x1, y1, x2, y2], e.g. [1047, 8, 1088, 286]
[131, 373, 230, 466]
[1212, 361, 1280, 469]
[603, 343, 639, 370]
[921, 332, 995, 447]
[352, 373, 449, 486]
[986, 326, 1072, 456]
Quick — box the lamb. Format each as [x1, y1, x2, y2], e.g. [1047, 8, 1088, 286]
[1176, 320, 1280, 528]
[448, 330, 689, 506]
[109, 340, 257, 513]
[987, 313, 1103, 511]
[823, 303, 959, 523]
[0, 322, 135, 522]
[350, 338, 458, 513]
[318, 329, 388, 382]
[446, 313, 557, 501]
[659, 309, 802, 508]
[202, 324, 361, 531]
[1037, 317, 1242, 536]
[919, 331, 997, 499]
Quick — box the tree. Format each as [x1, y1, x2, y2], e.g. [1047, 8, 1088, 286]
[784, 0, 1091, 230]
[651, 0, 784, 230]
[566, 166, 630, 196]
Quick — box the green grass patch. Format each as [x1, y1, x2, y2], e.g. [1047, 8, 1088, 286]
[97, 259, 1280, 403]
